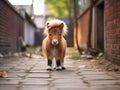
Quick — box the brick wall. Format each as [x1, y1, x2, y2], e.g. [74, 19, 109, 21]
[105, 0, 120, 65]
[0, 1, 24, 54]
[74, 8, 93, 50]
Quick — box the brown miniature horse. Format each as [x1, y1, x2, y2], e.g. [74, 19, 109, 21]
[42, 19, 67, 71]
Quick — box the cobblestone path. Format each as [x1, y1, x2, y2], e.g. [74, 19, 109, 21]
[0, 56, 120, 90]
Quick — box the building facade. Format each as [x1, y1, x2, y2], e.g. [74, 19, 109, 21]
[0, 0, 24, 54]
[105, 0, 120, 64]
[0, 0, 38, 54]
[74, 0, 120, 65]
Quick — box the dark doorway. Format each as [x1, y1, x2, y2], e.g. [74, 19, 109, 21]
[95, 2, 104, 51]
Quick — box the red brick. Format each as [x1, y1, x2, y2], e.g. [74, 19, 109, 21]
[105, 0, 120, 65]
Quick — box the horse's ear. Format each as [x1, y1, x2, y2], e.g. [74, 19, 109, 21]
[46, 22, 50, 28]
[59, 23, 64, 29]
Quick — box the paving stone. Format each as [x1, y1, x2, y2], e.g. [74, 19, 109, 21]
[52, 78, 86, 86]
[52, 70, 79, 79]
[21, 80, 49, 85]
[7, 73, 27, 78]
[53, 88, 87, 90]
[89, 80, 120, 86]
[31, 66, 46, 70]
[0, 78, 22, 81]
[8, 69, 26, 73]
[79, 69, 95, 72]
[26, 73, 50, 78]
[19, 86, 48, 90]
[84, 74, 116, 80]
[0, 86, 17, 90]
[29, 70, 49, 73]
[23, 78, 53, 81]
[53, 84, 88, 89]
[90, 85, 120, 90]
[53, 78, 83, 84]
[0, 64, 16, 67]
[0, 80, 19, 85]
[9, 68, 28, 72]
[55, 85, 120, 90]
[107, 72, 120, 79]
[0, 67, 11, 71]
[80, 71, 106, 75]
[14, 66, 31, 70]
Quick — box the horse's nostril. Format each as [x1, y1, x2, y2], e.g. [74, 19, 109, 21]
[53, 42, 57, 44]
[52, 40, 58, 45]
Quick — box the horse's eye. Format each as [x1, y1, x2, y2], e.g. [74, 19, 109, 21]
[59, 34, 61, 36]
[49, 34, 52, 36]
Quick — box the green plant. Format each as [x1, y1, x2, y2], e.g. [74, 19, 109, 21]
[27, 46, 42, 55]
[105, 62, 111, 67]
[97, 53, 104, 64]
[70, 54, 81, 60]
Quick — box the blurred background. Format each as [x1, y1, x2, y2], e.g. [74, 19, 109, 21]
[0, 0, 85, 54]
[6, 0, 86, 48]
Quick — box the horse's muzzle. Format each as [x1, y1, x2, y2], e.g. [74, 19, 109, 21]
[52, 39, 59, 45]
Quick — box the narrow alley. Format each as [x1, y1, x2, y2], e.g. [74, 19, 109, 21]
[0, 0, 120, 90]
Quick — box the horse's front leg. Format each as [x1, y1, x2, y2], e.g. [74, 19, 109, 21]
[46, 54, 53, 71]
[55, 56, 62, 71]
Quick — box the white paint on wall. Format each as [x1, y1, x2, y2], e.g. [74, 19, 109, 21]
[24, 21, 35, 46]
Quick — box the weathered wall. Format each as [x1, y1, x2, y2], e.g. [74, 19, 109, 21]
[105, 0, 120, 65]
[0, 0, 24, 54]
[74, 9, 91, 50]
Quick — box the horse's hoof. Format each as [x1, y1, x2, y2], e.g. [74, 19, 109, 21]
[46, 66, 52, 71]
[62, 67, 66, 70]
[56, 66, 62, 71]
[46, 68, 52, 71]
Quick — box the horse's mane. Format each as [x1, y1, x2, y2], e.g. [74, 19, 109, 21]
[44, 19, 68, 36]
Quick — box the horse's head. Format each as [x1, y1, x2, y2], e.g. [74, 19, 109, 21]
[44, 19, 67, 46]
[47, 23, 63, 46]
